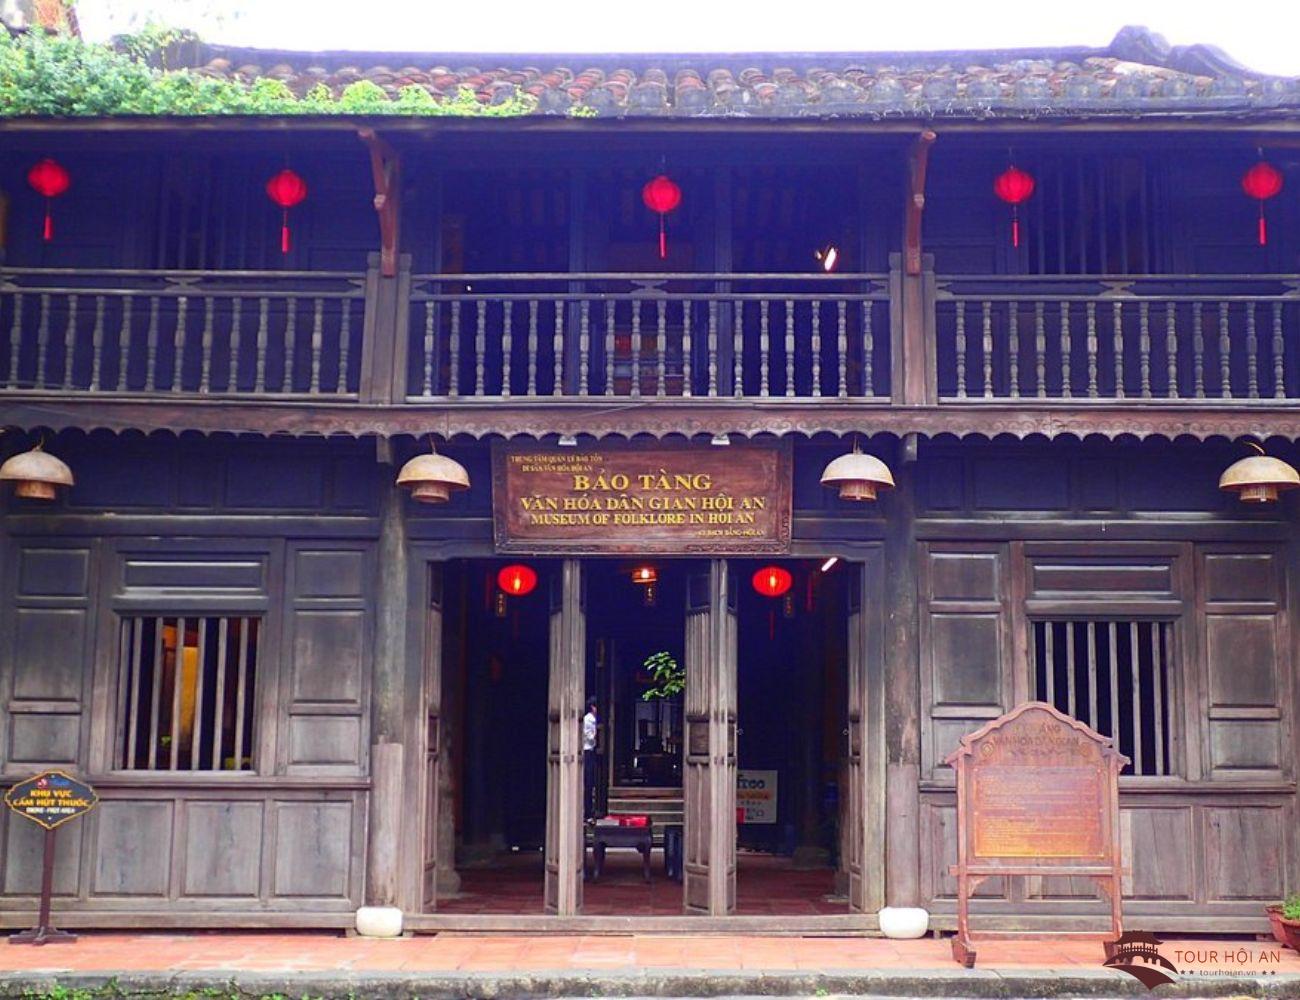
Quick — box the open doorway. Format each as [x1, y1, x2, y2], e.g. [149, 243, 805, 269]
[433, 558, 551, 914]
[733, 557, 852, 915]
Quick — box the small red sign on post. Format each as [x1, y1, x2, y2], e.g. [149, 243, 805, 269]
[4, 769, 98, 945]
[945, 702, 1128, 968]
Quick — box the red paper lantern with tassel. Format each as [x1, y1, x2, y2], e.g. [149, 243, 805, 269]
[1241, 161, 1283, 246]
[265, 168, 308, 254]
[993, 165, 1035, 248]
[641, 174, 682, 260]
[26, 158, 70, 242]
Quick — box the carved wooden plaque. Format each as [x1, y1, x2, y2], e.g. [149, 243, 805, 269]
[945, 701, 1129, 967]
[492, 441, 792, 555]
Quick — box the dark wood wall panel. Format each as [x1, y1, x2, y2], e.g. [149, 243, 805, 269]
[181, 800, 265, 898]
[281, 544, 372, 773]
[1202, 805, 1287, 902]
[2, 542, 97, 769]
[92, 799, 174, 897]
[919, 544, 1011, 778]
[1198, 548, 1290, 781]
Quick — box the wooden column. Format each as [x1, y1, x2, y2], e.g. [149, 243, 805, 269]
[846, 552, 887, 913]
[367, 450, 408, 908]
[683, 560, 737, 915]
[884, 440, 922, 908]
[544, 560, 585, 915]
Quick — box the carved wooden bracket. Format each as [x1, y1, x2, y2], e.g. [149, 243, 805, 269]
[359, 128, 401, 278]
[905, 130, 937, 276]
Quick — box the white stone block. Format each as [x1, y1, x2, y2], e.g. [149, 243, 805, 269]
[878, 906, 929, 939]
[355, 905, 404, 938]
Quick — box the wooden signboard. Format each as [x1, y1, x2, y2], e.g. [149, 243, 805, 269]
[4, 769, 98, 945]
[491, 441, 792, 554]
[944, 702, 1128, 967]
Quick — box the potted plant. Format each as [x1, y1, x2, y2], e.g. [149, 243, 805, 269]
[1267, 893, 1300, 950]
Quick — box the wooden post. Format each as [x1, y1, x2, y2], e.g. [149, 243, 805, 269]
[358, 253, 412, 406]
[683, 560, 738, 915]
[884, 436, 922, 909]
[544, 560, 585, 915]
[367, 447, 408, 909]
[897, 130, 937, 406]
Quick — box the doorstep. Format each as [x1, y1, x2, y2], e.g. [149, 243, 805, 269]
[2, 932, 1299, 999]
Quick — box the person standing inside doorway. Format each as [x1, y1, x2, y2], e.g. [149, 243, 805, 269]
[583, 698, 599, 821]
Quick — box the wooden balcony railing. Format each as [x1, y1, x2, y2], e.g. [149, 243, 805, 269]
[405, 273, 892, 401]
[6, 264, 1300, 419]
[934, 275, 1300, 402]
[0, 268, 367, 398]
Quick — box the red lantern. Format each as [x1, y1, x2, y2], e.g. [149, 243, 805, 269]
[641, 174, 682, 260]
[497, 563, 538, 597]
[265, 168, 308, 254]
[1241, 161, 1283, 246]
[993, 165, 1035, 248]
[751, 565, 793, 598]
[26, 158, 70, 242]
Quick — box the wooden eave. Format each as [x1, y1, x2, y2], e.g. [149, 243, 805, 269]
[2, 396, 1298, 443]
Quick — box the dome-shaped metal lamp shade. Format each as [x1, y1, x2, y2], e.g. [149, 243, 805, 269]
[1219, 454, 1300, 504]
[820, 446, 894, 502]
[395, 446, 470, 504]
[0, 444, 74, 501]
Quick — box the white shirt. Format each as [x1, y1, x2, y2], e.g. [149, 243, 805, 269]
[582, 710, 598, 751]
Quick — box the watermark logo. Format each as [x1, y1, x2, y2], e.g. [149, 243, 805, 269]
[1103, 931, 1179, 989]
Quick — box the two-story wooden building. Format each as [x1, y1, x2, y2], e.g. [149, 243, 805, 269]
[1, 22, 1297, 935]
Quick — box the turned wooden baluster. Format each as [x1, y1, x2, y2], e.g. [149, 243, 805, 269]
[681, 301, 693, 398]
[90, 295, 106, 392]
[501, 301, 514, 397]
[61, 294, 78, 389]
[475, 299, 487, 396]
[118, 296, 134, 392]
[1084, 301, 1098, 398]
[1192, 302, 1205, 398]
[655, 298, 667, 397]
[578, 300, 590, 397]
[5, 292, 22, 389]
[981, 300, 993, 398]
[733, 301, 745, 397]
[603, 300, 615, 397]
[1218, 301, 1231, 399]
[526, 300, 539, 397]
[1272, 302, 1285, 399]
[552, 300, 564, 396]
[336, 298, 352, 395]
[281, 297, 295, 393]
[448, 300, 461, 397]
[1245, 302, 1258, 399]
[1007, 301, 1019, 399]
[954, 302, 967, 398]
[1060, 302, 1072, 399]
[1112, 300, 1124, 399]
[759, 300, 771, 397]
[784, 299, 795, 397]
[862, 299, 874, 397]
[421, 300, 435, 396]
[1138, 301, 1151, 399]
[630, 302, 642, 398]
[35, 293, 50, 388]
[199, 296, 215, 394]
[1165, 303, 1178, 399]
[1034, 301, 1046, 398]
[707, 300, 719, 398]
[836, 300, 848, 398]
[309, 297, 324, 395]
[253, 297, 269, 394]
[171, 296, 188, 393]
[227, 298, 242, 393]
[810, 300, 821, 398]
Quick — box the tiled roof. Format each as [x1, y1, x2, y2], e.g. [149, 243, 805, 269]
[189, 27, 1300, 120]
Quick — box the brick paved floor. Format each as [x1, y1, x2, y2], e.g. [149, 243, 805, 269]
[4, 931, 1297, 975]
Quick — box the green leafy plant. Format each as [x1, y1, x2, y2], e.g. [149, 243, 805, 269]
[0, 30, 536, 118]
[641, 650, 685, 701]
[1284, 892, 1300, 921]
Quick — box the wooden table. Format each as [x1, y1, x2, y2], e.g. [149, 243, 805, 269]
[589, 824, 653, 883]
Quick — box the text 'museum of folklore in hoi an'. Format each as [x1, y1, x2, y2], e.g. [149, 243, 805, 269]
[492, 442, 793, 554]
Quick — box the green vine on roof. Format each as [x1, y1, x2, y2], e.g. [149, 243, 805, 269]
[0, 30, 536, 118]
